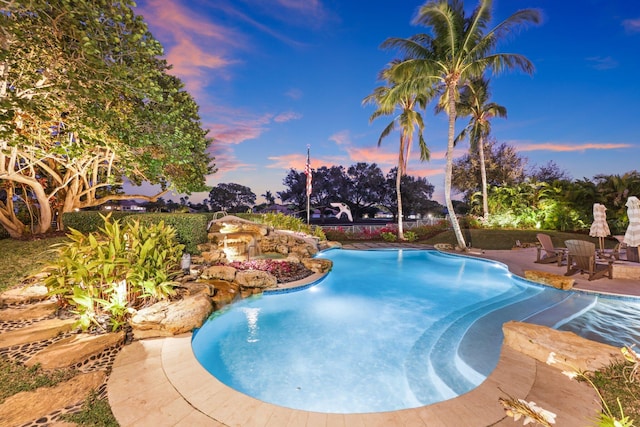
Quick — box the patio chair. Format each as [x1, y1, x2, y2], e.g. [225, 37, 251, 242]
[564, 239, 614, 281]
[535, 233, 566, 266]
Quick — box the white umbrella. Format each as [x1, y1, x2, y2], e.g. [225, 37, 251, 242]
[589, 203, 610, 252]
[624, 196, 640, 247]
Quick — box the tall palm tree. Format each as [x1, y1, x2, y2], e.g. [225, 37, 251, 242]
[455, 76, 506, 221]
[363, 64, 431, 240]
[383, 0, 540, 250]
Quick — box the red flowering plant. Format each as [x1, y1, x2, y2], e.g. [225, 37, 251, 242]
[226, 259, 313, 283]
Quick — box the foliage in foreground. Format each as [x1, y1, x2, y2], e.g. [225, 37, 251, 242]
[42, 215, 184, 331]
[504, 349, 640, 427]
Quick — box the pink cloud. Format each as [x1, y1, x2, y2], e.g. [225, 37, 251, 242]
[329, 130, 352, 146]
[273, 111, 303, 123]
[209, 123, 266, 145]
[516, 142, 633, 152]
[285, 88, 303, 100]
[136, 0, 244, 94]
[622, 18, 640, 33]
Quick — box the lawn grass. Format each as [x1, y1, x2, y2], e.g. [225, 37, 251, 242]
[423, 228, 620, 250]
[0, 236, 67, 293]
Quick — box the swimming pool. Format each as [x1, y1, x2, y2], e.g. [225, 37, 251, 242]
[191, 249, 640, 414]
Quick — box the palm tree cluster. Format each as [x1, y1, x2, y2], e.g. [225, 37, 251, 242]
[364, 0, 540, 248]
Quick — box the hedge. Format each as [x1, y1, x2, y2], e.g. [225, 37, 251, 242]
[61, 211, 209, 254]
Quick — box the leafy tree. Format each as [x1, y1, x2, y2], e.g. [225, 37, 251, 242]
[453, 76, 506, 220]
[452, 138, 527, 205]
[379, 168, 438, 220]
[363, 62, 431, 239]
[530, 161, 572, 183]
[278, 169, 307, 214]
[0, 0, 214, 237]
[311, 165, 350, 212]
[345, 162, 386, 218]
[398, 173, 436, 218]
[383, 0, 540, 249]
[208, 183, 256, 213]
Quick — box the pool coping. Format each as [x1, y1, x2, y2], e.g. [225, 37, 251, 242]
[107, 245, 613, 426]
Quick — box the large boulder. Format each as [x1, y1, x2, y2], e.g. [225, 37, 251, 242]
[201, 265, 237, 281]
[200, 248, 227, 264]
[301, 257, 333, 274]
[130, 293, 214, 338]
[503, 321, 625, 373]
[234, 270, 278, 289]
[524, 270, 575, 290]
[260, 230, 319, 258]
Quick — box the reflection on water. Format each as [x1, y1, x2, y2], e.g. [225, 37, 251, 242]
[241, 307, 260, 343]
[560, 298, 640, 347]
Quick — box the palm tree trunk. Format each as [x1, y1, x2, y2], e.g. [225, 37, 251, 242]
[479, 135, 489, 220]
[445, 84, 467, 250]
[397, 140, 405, 240]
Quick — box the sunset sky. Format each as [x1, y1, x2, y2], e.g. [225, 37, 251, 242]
[133, 0, 640, 205]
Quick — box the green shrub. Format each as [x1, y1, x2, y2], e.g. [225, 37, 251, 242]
[43, 214, 184, 332]
[63, 211, 208, 254]
[404, 231, 418, 242]
[62, 211, 133, 233]
[132, 213, 208, 254]
[381, 231, 397, 242]
[253, 213, 326, 240]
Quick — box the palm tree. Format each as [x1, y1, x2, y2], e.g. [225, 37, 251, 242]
[382, 0, 540, 249]
[261, 190, 276, 205]
[454, 76, 506, 221]
[363, 64, 431, 240]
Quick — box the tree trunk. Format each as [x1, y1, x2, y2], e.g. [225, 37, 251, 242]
[445, 84, 467, 250]
[396, 164, 404, 240]
[479, 135, 489, 220]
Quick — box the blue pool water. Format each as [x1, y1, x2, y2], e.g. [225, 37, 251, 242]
[191, 249, 640, 414]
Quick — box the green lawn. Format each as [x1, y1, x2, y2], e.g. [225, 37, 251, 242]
[0, 236, 68, 293]
[423, 228, 620, 250]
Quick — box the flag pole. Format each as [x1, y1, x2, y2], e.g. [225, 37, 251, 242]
[306, 145, 311, 225]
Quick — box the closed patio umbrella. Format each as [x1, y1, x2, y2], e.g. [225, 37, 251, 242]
[623, 196, 640, 262]
[589, 203, 610, 252]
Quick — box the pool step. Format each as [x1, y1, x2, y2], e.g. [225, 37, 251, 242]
[403, 284, 540, 404]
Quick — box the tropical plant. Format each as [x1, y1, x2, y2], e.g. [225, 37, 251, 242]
[382, 0, 540, 249]
[42, 214, 184, 331]
[363, 61, 431, 240]
[453, 76, 506, 220]
[257, 212, 326, 240]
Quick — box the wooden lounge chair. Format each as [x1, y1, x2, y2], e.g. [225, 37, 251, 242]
[564, 239, 614, 281]
[535, 233, 566, 266]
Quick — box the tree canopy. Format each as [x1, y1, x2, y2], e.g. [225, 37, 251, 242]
[0, 0, 214, 237]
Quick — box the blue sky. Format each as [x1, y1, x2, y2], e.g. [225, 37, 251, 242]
[133, 0, 640, 205]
